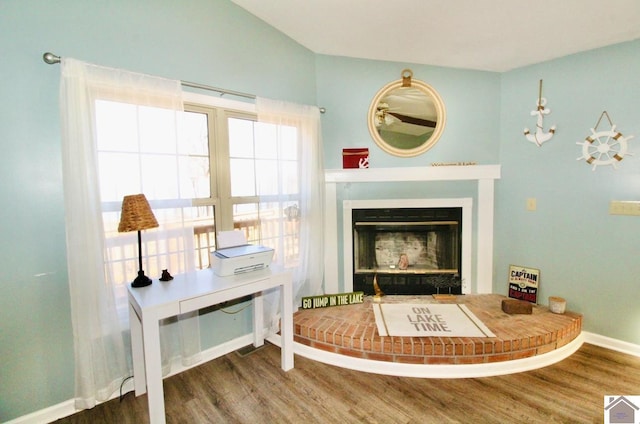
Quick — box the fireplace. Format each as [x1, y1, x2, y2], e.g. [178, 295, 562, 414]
[325, 165, 501, 296]
[352, 207, 462, 295]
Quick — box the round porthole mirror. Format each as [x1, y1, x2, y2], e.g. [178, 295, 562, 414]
[368, 69, 446, 157]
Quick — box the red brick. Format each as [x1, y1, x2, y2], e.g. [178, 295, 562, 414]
[292, 294, 582, 366]
[395, 355, 427, 364]
[426, 356, 457, 365]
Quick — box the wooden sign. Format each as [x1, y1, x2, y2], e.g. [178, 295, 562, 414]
[301, 292, 364, 309]
[508, 265, 539, 303]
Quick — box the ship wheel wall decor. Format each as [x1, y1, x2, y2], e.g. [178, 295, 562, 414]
[524, 79, 556, 146]
[576, 111, 634, 171]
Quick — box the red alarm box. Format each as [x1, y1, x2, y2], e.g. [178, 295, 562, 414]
[342, 148, 369, 168]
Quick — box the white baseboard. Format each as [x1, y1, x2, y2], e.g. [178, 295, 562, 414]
[7, 332, 639, 424]
[4, 399, 78, 424]
[583, 331, 640, 357]
[5, 333, 255, 424]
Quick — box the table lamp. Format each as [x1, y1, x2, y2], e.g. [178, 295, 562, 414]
[118, 194, 159, 288]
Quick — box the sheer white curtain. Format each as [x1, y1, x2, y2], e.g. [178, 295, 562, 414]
[256, 97, 325, 332]
[59, 58, 200, 409]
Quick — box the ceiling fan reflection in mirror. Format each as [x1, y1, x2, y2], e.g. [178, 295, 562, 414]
[368, 69, 446, 157]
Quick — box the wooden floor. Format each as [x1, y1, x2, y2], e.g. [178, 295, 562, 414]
[53, 342, 640, 423]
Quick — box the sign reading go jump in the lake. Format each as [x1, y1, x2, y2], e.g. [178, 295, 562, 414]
[301, 292, 364, 309]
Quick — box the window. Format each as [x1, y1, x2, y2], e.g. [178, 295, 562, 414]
[95, 94, 302, 290]
[227, 115, 301, 266]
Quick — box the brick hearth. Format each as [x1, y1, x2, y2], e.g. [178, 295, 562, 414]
[293, 294, 582, 365]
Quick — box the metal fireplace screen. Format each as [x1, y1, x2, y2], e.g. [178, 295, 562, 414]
[352, 207, 462, 295]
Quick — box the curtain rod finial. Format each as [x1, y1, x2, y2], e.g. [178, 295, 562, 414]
[43, 52, 60, 64]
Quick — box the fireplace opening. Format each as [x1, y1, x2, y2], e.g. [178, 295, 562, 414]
[352, 207, 462, 295]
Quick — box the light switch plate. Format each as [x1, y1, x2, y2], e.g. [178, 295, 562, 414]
[609, 200, 640, 216]
[526, 198, 537, 211]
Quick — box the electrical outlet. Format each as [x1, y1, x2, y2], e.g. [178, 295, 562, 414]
[526, 198, 537, 211]
[609, 201, 640, 216]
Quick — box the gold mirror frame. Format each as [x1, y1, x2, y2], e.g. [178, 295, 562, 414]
[367, 70, 446, 157]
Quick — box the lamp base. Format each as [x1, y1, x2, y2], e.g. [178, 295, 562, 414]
[131, 270, 152, 288]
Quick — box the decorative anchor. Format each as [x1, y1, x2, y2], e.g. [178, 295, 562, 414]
[523, 79, 556, 147]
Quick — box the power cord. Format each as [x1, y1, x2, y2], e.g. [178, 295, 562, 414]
[219, 300, 252, 314]
[119, 375, 134, 402]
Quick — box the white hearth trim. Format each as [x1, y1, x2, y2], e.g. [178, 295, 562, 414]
[292, 333, 584, 379]
[324, 165, 501, 294]
[343, 198, 472, 294]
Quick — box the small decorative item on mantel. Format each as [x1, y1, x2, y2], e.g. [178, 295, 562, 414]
[342, 148, 369, 169]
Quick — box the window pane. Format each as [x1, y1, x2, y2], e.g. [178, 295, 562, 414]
[139, 105, 178, 154]
[281, 160, 298, 194]
[98, 152, 141, 201]
[257, 201, 300, 266]
[183, 111, 209, 156]
[181, 156, 210, 199]
[228, 118, 254, 158]
[233, 203, 259, 243]
[189, 205, 215, 270]
[279, 125, 298, 160]
[95, 100, 139, 152]
[255, 159, 278, 196]
[140, 154, 179, 199]
[182, 110, 211, 199]
[229, 158, 256, 197]
[254, 122, 278, 159]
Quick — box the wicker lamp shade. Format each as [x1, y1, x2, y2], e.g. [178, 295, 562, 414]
[118, 194, 159, 233]
[118, 194, 158, 288]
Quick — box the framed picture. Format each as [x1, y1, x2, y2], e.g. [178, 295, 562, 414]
[508, 265, 539, 303]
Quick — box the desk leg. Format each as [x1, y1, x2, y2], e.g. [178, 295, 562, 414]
[253, 291, 264, 348]
[128, 301, 146, 396]
[280, 280, 294, 371]
[141, 315, 166, 424]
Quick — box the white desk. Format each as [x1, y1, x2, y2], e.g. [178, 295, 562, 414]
[127, 267, 294, 424]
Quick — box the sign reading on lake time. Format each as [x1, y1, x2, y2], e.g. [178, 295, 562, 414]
[301, 292, 364, 309]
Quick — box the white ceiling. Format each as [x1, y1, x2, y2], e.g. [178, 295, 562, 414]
[231, 0, 640, 72]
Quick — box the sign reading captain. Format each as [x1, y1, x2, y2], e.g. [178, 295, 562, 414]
[508, 265, 539, 303]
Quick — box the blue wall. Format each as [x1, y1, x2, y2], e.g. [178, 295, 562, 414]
[0, 0, 316, 420]
[316, 55, 501, 169]
[1, 0, 639, 421]
[496, 40, 640, 344]
[315, 55, 501, 291]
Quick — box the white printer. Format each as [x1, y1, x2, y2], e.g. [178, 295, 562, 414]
[211, 231, 274, 276]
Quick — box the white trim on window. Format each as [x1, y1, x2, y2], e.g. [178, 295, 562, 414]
[182, 90, 256, 113]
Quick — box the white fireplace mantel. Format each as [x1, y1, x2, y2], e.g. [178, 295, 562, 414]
[323, 165, 501, 294]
